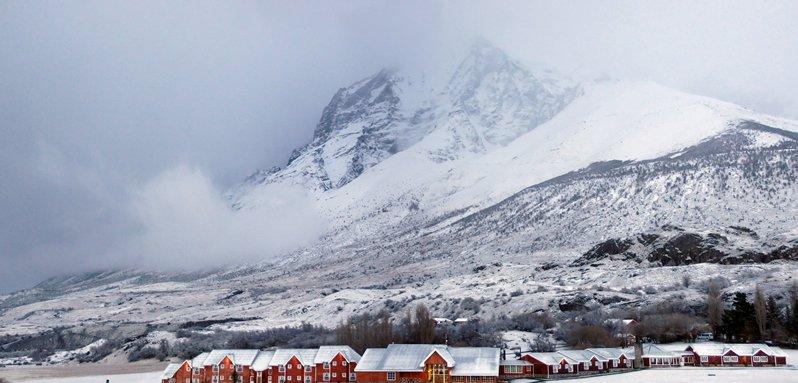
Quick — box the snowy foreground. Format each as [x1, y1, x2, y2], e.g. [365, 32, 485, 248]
[553, 367, 798, 383]
[8, 371, 160, 383]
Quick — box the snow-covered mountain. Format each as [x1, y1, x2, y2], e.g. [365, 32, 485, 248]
[2, 41, 797, 360]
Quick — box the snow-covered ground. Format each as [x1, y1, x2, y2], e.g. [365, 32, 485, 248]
[552, 367, 798, 383]
[12, 371, 160, 383]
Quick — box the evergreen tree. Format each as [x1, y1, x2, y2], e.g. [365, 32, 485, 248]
[721, 292, 757, 341]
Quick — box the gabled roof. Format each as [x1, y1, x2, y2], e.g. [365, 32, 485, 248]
[556, 350, 597, 363]
[686, 343, 781, 357]
[252, 350, 277, 371]
[162, 362, 183, 379]
[270, 348, 319, 366]
[641, 344, 679, 358]
[355, 344, 498, 375]
[521, 352, 576, 366]
[204, 349, 260, 366]
[585, 348, 629, 360]
[191, 352, 210, 367]
[448, 347, 499, 377]
[355, 344, 454, 372]
[314, 345, 362, 364]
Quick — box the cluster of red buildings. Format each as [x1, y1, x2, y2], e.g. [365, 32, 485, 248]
[161, 344, 499, 383]
[162, 343, 789, 383]
[498, 342, 789, 378]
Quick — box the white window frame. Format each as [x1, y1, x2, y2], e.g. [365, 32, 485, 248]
[332, 373, 337, 378]
[323, 373, 330, 382]
[349, 374, 356, 382]
[342, 361, 347, 366]
[279, 377, 286, 383]
[287, 376, 292, 381]
[212, 377, 220, 383]
[582, 362, 589, 369]
[332, 361, 337, 367]
[323, 362, 330, 369]
[288, 365, 293, 370]
[214, 365, 220, 372]
[237, 365, 244, 373]
[305, 377, 311, 383]
[305, 366, 312, 372]
[564, 364, 571, 372]
[280, 366, 286, 372]
[387, 372, 396, 381]
[700, 356, 708, 362]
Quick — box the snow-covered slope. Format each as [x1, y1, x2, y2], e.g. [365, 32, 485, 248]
[3, 41, 798, 362]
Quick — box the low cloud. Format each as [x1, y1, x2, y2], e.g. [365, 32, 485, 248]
[125, 165, 326, 269]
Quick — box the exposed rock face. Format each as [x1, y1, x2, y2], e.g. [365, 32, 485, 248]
[572, 225, 798, 267]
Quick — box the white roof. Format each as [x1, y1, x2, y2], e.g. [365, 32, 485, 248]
[270, 348, 319, 366]
[448, 347, 499, 377]
[687, 343, 783, 357]
[191, 352, 210, 367]
[356, 344, 497, 376]
[641, 344, 680, 358]
[162, 363, 183, 379]
[314, 345, 362, 364]
[556, 350, 597, 363]
[355, 344, 454, 372]
[204, 349, 260, 366]
[585, 348, 629, 360]
[522, 352, 575, 365]
[252, 350, 277, 371]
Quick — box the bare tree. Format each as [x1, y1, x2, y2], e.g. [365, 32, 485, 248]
[754, 285, 767, 339]
[414, 304, 437, 343]
[707, 281, 723, 336]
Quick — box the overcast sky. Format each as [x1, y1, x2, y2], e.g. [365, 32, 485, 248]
[1, 0, 797, 293]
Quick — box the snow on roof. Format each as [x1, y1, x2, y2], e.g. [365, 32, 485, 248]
[191, 352, 209, 367]
[556, 350, 596, 363]
[522, 352, 575, 365]
[355, 348, 388, 372]
[687, 343, 783, 357]
[314, 345, 361, 364]
[204, 349, 260, 366]
[252, 350, 276, 371]
[585, 348, 629, 360]
[448, 347, 499, 377]
[355, 344, 454, 372]
[356, 344, 496, 375]
[641, 344, 680, 358]
[270, 348, 320, 366]
[162, 363, 183, 379]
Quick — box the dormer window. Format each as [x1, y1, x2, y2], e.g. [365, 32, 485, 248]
[323, 362, 330, 369]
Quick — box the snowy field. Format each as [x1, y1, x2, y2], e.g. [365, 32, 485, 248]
[554, 367, 797, 383]
[7, 371, 160, 383]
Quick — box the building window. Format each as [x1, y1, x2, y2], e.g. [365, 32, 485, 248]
[332, 361, 337, 367]
[214, 365, 220, 372]
[323, 373, 330, 382]
[268, 376, 272, 383]
[349, 374, 356, 382]
[387, 372, 396, 381]
[323, 363, 330, 369]
[237, 365, 244, 373]
[342, 361, 347, 366]
[212, 377, 220, 383]
[279, 377, 285, 383]
[221, 364, 226, 370]
[305, 366, 312, 372]
[280, 366, 286, 372]
[700, 356, 708, 362]
[288, 365, 293, 370]
[332, 373, 337, 378]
